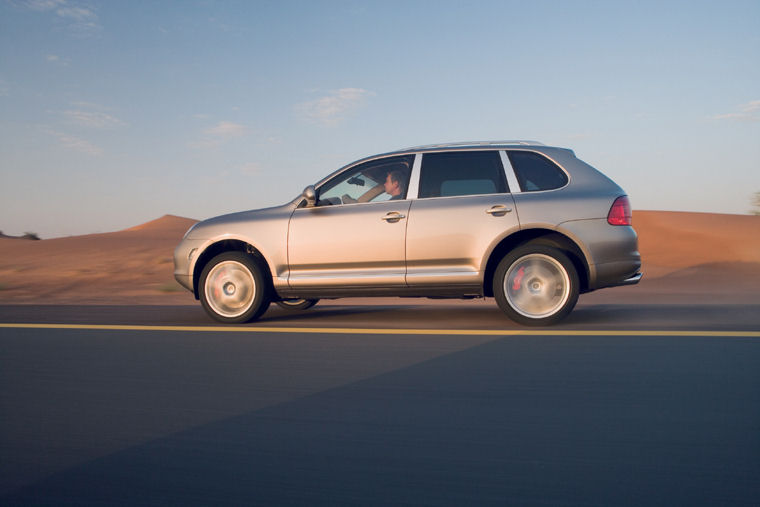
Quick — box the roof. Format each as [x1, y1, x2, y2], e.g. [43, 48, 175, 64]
[381, 140, 549, 157]
[400, 140, 545, 151]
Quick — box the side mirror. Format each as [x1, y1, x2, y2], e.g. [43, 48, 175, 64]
[301, 185, 317, 208]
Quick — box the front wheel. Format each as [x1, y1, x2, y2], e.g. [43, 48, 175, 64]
[493, 244, 579, 326]
[199, 252, 270, 323]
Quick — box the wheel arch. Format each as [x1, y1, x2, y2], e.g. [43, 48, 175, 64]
[482, 229, 590, 297]
[192, 239, 273, 300]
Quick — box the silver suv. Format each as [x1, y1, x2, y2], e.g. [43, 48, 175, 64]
[174, 141, 641, 326]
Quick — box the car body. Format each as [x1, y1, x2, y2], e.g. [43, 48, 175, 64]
[174, 141, 641, 325]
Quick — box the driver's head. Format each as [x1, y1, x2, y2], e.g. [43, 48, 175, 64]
[384, 170, 404, 197]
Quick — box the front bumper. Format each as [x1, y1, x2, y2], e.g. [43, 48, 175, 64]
[173, 238, 206, 293]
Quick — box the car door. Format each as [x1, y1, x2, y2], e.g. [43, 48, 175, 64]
[287, 155, 414, 288]
[405, 150, 520, 287]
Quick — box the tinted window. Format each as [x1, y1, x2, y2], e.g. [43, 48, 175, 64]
[508, 151, 568, 191]
[419, 151, 508, 198]
[317, 155, 413, 206]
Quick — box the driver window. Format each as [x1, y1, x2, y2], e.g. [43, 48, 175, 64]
[317, 155, 414, 206]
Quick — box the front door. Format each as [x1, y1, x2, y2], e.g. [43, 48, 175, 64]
[287, 155, 414, 288]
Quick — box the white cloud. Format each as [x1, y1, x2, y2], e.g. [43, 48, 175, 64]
[739, 100, 759, 113]
[20, 0, 100, 36]
[69, 100, 102, 109]
[205, 121, 247, 138]
[56, 5, 95, 21]
[62, 109, 125, 129]
[46, 129, 101, 156]
[46, 54, 70, 66]
[295, 88, 375, 126]
[22, 0, 66, 10]
[710, 100, 760, 122]
[192, 121, 248, 149]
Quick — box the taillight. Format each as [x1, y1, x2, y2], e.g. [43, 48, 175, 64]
[607, 196, 632, 226]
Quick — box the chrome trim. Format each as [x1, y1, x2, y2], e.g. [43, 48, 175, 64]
[485, 205, 512, 215]
[621, 272, 643, 285]
[604, 272, 643, 288]
[500, 150, 522, 193]
[381, 211, 406, 222]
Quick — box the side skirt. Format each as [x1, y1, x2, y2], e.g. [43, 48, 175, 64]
[275, 285, 484, 300]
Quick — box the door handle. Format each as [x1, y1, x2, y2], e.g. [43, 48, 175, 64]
[485, 205, 512, 216]
[381, 212, 406, 222]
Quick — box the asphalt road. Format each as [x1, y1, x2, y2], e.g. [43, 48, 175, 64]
[1, 296, 759, 331]
[1, 304, 759, 506]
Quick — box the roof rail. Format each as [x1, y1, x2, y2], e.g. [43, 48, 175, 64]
[400, 140, 546, 151]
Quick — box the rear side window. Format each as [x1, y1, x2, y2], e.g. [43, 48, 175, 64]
[508, 151, 568, 191]
[419, 151, 508, 198]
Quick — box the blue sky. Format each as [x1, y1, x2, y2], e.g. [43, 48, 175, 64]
[1, 0, 758, 238]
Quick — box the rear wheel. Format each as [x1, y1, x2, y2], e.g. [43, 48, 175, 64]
[493, 244, 579, 326]
[199, 252, 270, 323]
[275, 299, 319, 311]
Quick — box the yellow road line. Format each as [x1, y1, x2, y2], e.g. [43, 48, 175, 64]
[0, 323, 758, 337]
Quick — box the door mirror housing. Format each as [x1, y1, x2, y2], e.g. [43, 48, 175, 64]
[301, 185, 317, 207]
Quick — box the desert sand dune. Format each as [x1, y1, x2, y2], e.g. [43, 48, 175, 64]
[0, 211, 758, 305]
[634, 210, 760, 277]
[0, 215, 197, 304]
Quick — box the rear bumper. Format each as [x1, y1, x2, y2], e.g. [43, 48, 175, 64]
[592, 259, 642, 290]
[558, 219, 641, 291]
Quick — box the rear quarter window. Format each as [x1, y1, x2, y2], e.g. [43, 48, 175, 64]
[508, 151, 568, 191]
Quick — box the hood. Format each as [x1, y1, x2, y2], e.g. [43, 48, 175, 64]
[184, 203, 295, 239]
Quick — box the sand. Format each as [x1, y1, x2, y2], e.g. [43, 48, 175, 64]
[0, 211, 758, 305]
[0, 215, 197, 305]
[634, 210, 760, 277]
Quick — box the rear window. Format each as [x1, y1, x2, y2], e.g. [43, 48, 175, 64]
[419, 151, 508, 198]
[508, 151, 568, 191]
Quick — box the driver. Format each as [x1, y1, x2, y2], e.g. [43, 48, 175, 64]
[384, 169, 406, 200]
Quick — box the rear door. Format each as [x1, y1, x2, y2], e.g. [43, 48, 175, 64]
[405, 150, 520, 288]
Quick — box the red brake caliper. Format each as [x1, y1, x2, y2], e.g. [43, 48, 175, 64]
[512, 267, 525, 291]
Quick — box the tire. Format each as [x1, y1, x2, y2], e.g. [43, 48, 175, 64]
[493, 244, 579, 326]
[275, 299, 319, 311]
[199, 252, 270, 323]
